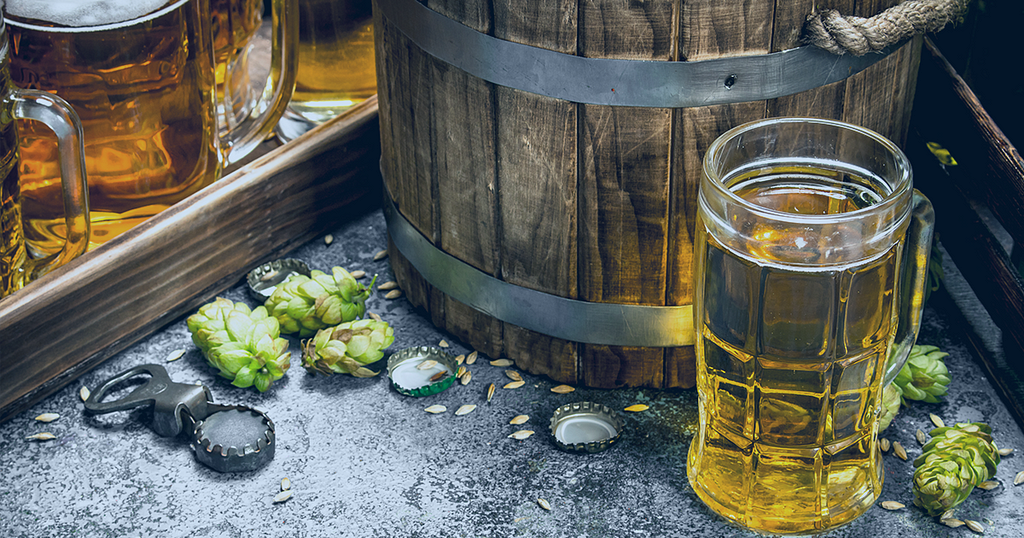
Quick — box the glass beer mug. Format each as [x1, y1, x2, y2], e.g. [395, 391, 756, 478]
[4, 0, 296, 254]
[688, 118, 934, 534]
[275, 0, 375, 141]
[0, 13, 87, 299]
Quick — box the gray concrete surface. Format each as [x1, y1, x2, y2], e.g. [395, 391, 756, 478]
[2, 207, 1023, 537]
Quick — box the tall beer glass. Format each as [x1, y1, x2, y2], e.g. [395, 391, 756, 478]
[276, 0, 374, 141]
[0, 13, 87, 298]
[688, 118, 934, 534]
[5, 0, 296, 254]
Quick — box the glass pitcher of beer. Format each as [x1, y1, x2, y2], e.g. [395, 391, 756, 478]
[0, 13, 88, 299]
[275, 0, 375, 141]
[4, 0, 297, 254]
[688, 118, 934, 534]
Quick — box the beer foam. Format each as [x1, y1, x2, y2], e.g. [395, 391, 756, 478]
[5, 0, 177, 28]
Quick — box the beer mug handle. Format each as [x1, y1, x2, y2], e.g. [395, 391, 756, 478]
[882, 190, 936, 386]
[9, 89, 90, 280]
[221, 0, 298, 166]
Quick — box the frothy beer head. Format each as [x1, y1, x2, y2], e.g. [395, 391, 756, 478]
[5, 0, 176, 27]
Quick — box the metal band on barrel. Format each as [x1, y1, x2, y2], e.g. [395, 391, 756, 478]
[382, 184, 695, 348]
[376, 0, 904, 108]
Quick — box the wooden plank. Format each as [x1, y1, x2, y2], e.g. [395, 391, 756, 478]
[915, 38, 1024, 246]
[577, 0, 674, 388]
[375, 8, 443, 328]
[666, 0, 774, 389]
[0, 99, 382, 423]
[426, 0, 503, 360]
[766, 0, 851, 121]
[493, 0, 579, 384]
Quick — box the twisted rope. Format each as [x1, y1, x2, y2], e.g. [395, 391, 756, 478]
[803, 0, 969, 55]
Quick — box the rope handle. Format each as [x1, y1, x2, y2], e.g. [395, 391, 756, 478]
[803, 0, 969, 55]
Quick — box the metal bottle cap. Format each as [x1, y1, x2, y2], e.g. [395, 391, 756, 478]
[387, 346, 459, 397]
[191, 405, 276, 473]
[247, 258, 311, 300]
[549, 401, 624, 454]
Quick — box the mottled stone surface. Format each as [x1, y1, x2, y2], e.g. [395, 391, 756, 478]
[2, 208, 1023, 537]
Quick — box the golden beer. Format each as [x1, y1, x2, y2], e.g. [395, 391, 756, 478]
[0, 92, 23, 296]
[289, 0, 375, 123]
[688, 119, 933, 534]
[6, 0, 219, 253]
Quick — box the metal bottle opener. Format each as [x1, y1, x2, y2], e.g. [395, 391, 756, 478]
[83, 364, 275, 473]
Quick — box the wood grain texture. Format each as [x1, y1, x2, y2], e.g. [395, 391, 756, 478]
[0, 99, 382, 422]
[493, 0, 580, 384]
[427, 0, 504, 360]
[578, 0, 674, 388]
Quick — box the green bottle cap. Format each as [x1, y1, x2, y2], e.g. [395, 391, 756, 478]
[387, 346, 459, 397]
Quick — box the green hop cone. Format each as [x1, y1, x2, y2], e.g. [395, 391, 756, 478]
[878, 383, 903, 432]
[186, 297, 291, 392]
[302, 319, 395, 378]
[912, 422, 1001, 516]
[265, 267, 374, 337]
[894, 345, 950, 404]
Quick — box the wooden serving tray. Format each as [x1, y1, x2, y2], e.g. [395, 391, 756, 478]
[0, 98, 381, 423]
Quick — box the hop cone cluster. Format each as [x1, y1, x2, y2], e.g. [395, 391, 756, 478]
[912, 423, 1001, 516]
[187, 298, 291, 392]
[877, 384, 903, 432]
[302, 319, 395, 378]
[265, 267, 373, 337]
[895, 345, 950, 404]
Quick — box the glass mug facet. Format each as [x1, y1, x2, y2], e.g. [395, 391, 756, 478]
[0, 15, 88, 299]
[687, 118, 934, 534]
[4, 0, 296, 254]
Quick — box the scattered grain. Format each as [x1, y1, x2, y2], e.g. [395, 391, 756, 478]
[378, 281, 399, 291]
[997, 447, 1013, 457]
[273, 490, 292, 503]
[490, 359, 513, 367]
[466, 351, 478, 365]
[508, 430, 534, 440]
[429, 371, 448, 383]
[880, 438, 891, 452]
[384, 290, 403, 300]
[504, 381, 525, 390]
[368, 312, 382, 322]
[351, 270, 366, 279]
[79, 386, 91, 402]
[505, 370, 523, 382]
[916, 429, 928, 445]
[34, 413, 60, 423]
[930, 413, 945, 429]
[460, 371, 472, 386]
[510, 415, 529, 425]
[892, 441, 908, 461]
[1014, 470, 1024, 486]
[260, 270, 277, 282]
[941, 518, 965, 528]
[455, 405, 477, 416]
[165, 349, 186, 362]
[537, 499, 551, 511]
[373, 249, 388, 261]
[487, 383, 495, 402]
[456, 354, 465, 365]
[624, 404, 649, 413]
[551, 385, 575, 394]
[417, 360, 438, 371]
[281, 477, 291, 491]
[880, 501, 904, 510]
[439, 339, 449, 348]
[456, 366, 467, 378]
[324, 234, 334, 245]
[976, 480, 999, 491]
[425, 405, 447, 414]
[965, 520, 984, 534]
[26, 433, 56, 441]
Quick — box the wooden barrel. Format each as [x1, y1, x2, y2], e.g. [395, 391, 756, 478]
[373, 0, 921, 389]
